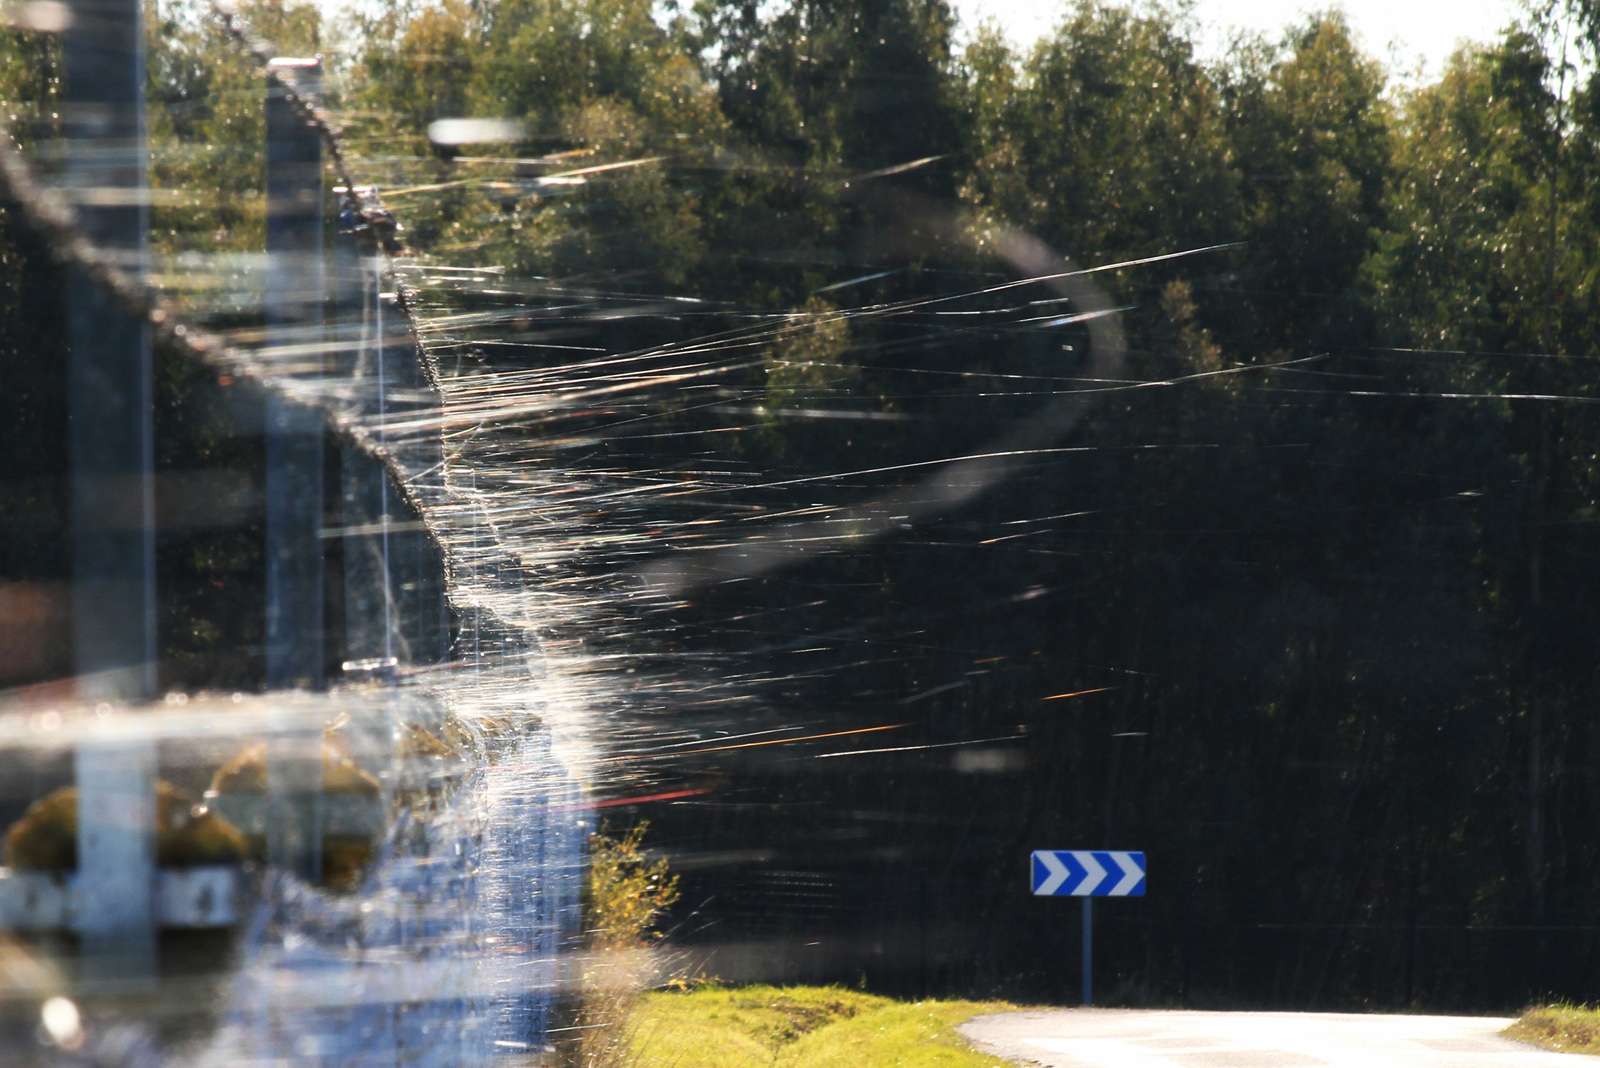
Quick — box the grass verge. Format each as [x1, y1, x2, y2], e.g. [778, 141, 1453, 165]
[1505, 1004, 1600, 1055]
[624, 984, 1016, 1068]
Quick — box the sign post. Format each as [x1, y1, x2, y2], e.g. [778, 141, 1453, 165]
[1030, 849, 1146, 1006]
[1082, 896, 1093, 1005]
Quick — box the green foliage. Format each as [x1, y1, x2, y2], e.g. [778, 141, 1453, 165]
[456, 0, 727, 150]
[1368, 16, 1600, 360]
[962, 1, 1240, 270]
[707, 0, 963, 176]
[364, 0, 474, 131]
[585, 819, 680, 949]
[1158, 278, 1224, 374]
[576, 821, 681, 1066]
[1369, 39, 1547, 354]
[763, 296, 854, 412]
[0, 18, 59, 149]
[144, 0, 320, 284]
[1224, 12, 1391, 352]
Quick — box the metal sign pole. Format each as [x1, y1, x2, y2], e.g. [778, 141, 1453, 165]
[63, 0, 157, 977]
[1082, 897, 1093, 1006]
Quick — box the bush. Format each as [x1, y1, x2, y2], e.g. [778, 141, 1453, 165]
[573, 820, 680, 1067]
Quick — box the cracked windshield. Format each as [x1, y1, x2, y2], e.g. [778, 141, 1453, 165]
[2, 0, 1597, 1064]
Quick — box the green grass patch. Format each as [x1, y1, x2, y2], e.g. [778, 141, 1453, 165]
[1506, 1004, 1600, 1055]
[625, 984, 1016, 1068]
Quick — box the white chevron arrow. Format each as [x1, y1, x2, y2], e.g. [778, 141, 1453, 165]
[1075, 851, 1108, 895]
[1108, 851, 1144, 896]
[1034, 851, 1071, 895]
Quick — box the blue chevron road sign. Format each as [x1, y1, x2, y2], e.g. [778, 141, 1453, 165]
[1030, 850, 1146, 897]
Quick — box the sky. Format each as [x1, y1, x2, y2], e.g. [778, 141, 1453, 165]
[952, 1, 1527, 77]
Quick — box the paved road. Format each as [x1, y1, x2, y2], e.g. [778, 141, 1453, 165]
[960, 1009, 1573, 1068]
